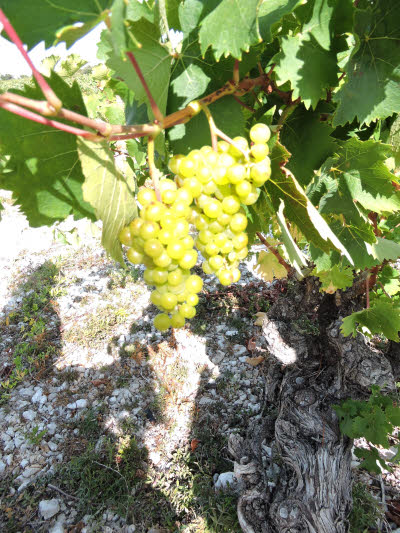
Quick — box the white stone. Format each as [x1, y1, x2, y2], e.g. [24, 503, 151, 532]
[39, 499, 60, 519]
[66, 402, 77, 409]
[49, 520, 65, 533]
[76, 399, 87, 409]
[214, 472, 237, 491]
[48, 441, 58, 451]
[47, 423, 57, 435]
[0, 461, 5, 474]
[22, 409, 36, 421]
[32, 389, 46, 404]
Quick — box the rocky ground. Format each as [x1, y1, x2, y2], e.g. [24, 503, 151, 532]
[0, 194, 399, 533]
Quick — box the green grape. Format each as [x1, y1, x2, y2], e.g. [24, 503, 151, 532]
[222, 195, 240, 215]
[220, 240, 234, 254]
[209, 220, 224, 234]
[232, 232, 248, 249]
[250, 160, 271, 185]
[168, 268, 183, 286]
[235, 180, 252, 198]
[250, 123, 271, 144]
[160, 292, 178, 310]
[250, 143, 269, 161]
[198, 229, 213, 244]
[174, 220, 190, 239]
[144, 239, 164, 258]
[194, 214, 210, 230]
[209, 255, 224, 270]
[150, 290, 163, 307]
[154, 252, 172, 268]
[152, 268, 168, 285]
[217, 213, 232, 226]
[232, 268, 241, 282]
[181, 235, 195, 249]
[158, 228, 174, 245]
[227, 164, 246, 184]
[186, 293, 199, 306]
[175, 188, 193, 206]
[218, 269, 233, 286]
[202, 260, 214, 274]
[171, 312, 185, 328]
[143, 201, 166, 222]
[183, 177, 202, 197]
[161, 189, 177, 204]
[154, 313, 171, 331]
[179, 158, 196, 178]
[203, 181, 217, 195]
[237, 247, 249, 260]
[140, 221, 160, 240]
[214, 232, 228, 248]
[119, 226, 132, 246]
[179, 304, 196, 319]
[230, 213, 248, 233]
[241, 188, 260, 205]
[138, 188, 157, 206]
[185, 275, 203, 293]
[170, 201, 191, 219]
[197, 165, 212, 184]
[129, 218, 144, 236]
[127, 247, 144, 264]
[179, 250, 198, 269]
[229, 136, 249, 158]
[203, 199, 222, 219]
[159, 178, 177, 192]
[167, 241, 186, 260]
[168, 154, 184, 174]
[217, 140, 230, 153]
[205, 242, 219, 256]
[143, 269, 154, 284]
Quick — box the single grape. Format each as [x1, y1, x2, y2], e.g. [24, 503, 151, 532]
[179, 304, 196, 319]
[250, 143, 269, 161]
[119, 226, 132, 246]
[222, 195, 241, 215]
[140, 220, 160, 240]
[168, 155, 184, 174]
[235, 180, 252, 198]
[229, 137, 249, 158]
[171, 312, 185, 328]
[167, 241, 186, 260]
[179, 249, 198, 269]
[160, 292, 178, 310]
[203, 199, 222, 219]
[227, 164, 246, 184]
[127, 247, 144, 264]
[250, 123, 271, 144]
[137, 188, 157, 206]
[230, 213, 248, 233]
[129, 218, 144, 236]
[186, 293, 199, 306]
[154, 313, 171, 331]
[185, 275, 203, 293]
[144, 239, 164, 258]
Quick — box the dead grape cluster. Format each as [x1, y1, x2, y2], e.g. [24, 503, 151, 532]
[119, 123, 272, 331]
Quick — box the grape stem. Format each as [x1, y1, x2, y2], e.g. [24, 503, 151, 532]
[200, 104, 218, 152]
[233, 60, 240, 86]
[0, 8, 62, 112]
[147, 136, 161, 201]
[256, 232, 292, 274]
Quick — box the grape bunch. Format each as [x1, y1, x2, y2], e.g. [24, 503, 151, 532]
[119, 178, 203, 331]
[119, 123, 272, 331]
[170, 123, 271, 286]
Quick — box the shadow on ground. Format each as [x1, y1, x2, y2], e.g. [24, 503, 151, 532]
[0, 256, 278, 532]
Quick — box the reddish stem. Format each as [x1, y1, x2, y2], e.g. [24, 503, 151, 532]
[256, 232, 292, 274]
[0, 100, 102, 141]
[232, 94, 254, 112]
[0, 8, 62, 112]
[233, 59, 240, 86]
[126, 51, 164, 125]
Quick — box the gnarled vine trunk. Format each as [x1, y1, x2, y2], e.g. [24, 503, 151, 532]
[230, 279, 397, 533]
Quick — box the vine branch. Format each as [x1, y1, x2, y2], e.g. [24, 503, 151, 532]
[256, 232, 292, 274]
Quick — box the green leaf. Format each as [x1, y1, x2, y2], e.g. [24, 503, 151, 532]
[367, 237, 400, 263]
[276, 200, 307, 276]
[378, 266, 400, 297]
[353, 408, 392, 447]
[264, 137, 352, 262]
[333, 0, 400, 126]
[315, 265, 354, 294]
[55, 14, 106, 48]
[168, 96, 245, 153]
[98, 20, 172, 118]
[1, 0, 111, 50]
[273, 33, 339, 109]
[258, 0, 303, 43]
[280, 105, 338, 187]
[354, 446, 388, 474]
[317, 139, 400, 215]
[0, 73, 94, 226]
[254, 249, 288, 282]
[341, 300, 400, 342]
[178, 0, 205, 34]
[199, 0, 261, 60]
[386, 405, 400, 427]
[57, 54, 88, 77]
[171, 64, 211, 108]
[77, 138, 137, 264]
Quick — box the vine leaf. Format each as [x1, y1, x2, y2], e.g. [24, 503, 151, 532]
[367, 238, 400, 263]
[280, 105, 337, 187]
[0, 72, 94, 226]
[314, 265, 353, 294]
[98, 19, 172, 118]
[273, 33, 338, 109]
[317, 139, 400, 215]
[264, 138, 352, 263]
[1, 0, 111, 49]
[333, 0, 400, 126]
[254, 249, 288, 282]
[171, 64, 211, 108]
[354, 447, 387, 474]
[77, 139, 137, 265]
[169, 96, 245, 153]
[341, 300, 400, 342]
[276, 200, 307, 276]
[258, 0, 303, 43]
[378, 266, 400, 297]
[199, 0, 261, 60]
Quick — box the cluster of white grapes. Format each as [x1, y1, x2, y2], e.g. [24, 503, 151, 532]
[119, 123, 272, 330]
